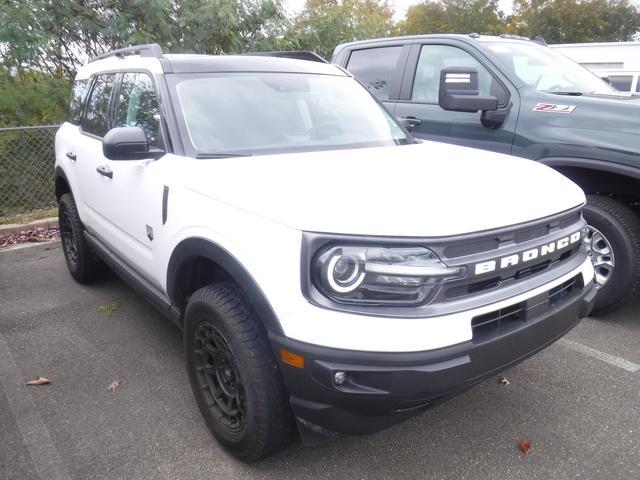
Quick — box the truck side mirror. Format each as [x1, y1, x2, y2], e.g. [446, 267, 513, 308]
[102, 127, 164, 161]
[439, 68, 499, 113]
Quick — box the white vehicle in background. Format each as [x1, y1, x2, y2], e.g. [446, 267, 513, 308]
[550, 42, 640, 93]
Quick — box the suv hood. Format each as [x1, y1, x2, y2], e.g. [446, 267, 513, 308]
[185, 141, 584, 237]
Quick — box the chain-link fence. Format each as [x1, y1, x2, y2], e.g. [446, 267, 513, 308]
[0, 125, 60, 216]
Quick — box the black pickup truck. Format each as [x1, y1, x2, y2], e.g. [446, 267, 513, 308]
[332, 34, 640, 314]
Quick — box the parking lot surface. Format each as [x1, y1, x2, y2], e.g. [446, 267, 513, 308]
[1, 242, 640, 480]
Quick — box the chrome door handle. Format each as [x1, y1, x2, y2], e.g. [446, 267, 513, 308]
[66, 151, 77, 161]
[96, 165, 113, 179]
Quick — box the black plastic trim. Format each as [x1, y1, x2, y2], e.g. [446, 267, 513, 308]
[539, 157, 640, 180]
[162, 185, 169, 225]
[84, 231, 181, 327]
[270, 280, 596, 436]
[166, 238, 284, 334]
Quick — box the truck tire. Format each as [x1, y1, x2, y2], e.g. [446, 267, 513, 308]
[184, 283, 294, 461]
[58, 193, 106, 283]
[583, 195, 640, 315]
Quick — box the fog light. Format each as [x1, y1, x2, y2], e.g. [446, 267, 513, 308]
[334, 371, 347, 385]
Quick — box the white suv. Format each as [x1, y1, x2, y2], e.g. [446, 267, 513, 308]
[55, 44, 596, 461]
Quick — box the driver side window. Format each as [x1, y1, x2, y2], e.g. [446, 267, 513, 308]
[115, 72, 162, 148]
[411, 45, 494, 104]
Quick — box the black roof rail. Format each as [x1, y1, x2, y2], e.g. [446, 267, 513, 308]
[90, 43, 163, 63]
[533, 36, 548, 46]
[242, 51, 328, 63]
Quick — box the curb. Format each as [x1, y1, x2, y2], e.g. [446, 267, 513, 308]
[0, 217, 59, 235]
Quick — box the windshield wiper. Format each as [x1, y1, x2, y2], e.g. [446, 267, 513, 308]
[548, 91, 583, 96]
[195, 152, 252, 159]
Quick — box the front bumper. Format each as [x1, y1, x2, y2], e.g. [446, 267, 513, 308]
[270, 278, 596, 437]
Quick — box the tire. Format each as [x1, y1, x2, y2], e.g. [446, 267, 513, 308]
[583, 195, 640, 315]
[184, 283, 294, 461]
[58, 193, 106, 283]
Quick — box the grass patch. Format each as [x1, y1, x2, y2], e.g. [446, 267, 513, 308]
[96, 303, 122, 314]
[0, 207, 58, 225]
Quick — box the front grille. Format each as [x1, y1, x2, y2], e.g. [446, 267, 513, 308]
[471, 274, 582, 342]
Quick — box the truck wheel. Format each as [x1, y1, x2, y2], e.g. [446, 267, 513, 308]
[184, 283, 294, 461]
[58, 193, 106, 283]
[583, 195, 640, 315]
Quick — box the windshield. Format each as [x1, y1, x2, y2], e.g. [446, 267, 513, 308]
[170, 73, 410, 156]
[485, 42, 617, 95]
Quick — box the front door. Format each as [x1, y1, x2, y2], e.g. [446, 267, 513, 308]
[395, 42, 518, 155]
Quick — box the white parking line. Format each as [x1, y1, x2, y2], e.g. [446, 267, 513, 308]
[558, 338, 640, 373]
[0, 331, 70, 480]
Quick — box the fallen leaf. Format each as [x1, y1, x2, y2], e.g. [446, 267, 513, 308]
[26, 376, 50, 385]
[517, 440, 531, 454]
[107, 381, 120, 391]
[96, 303, 121, 314]
[499, 375, 511, 386]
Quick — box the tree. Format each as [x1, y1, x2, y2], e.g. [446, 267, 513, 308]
[401, 0, 506, 35]
[288, 0, 396, 59]
[510, 0, 640, 43]
[0, 0, 289, 78]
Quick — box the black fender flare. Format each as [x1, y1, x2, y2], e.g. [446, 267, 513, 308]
[539, 157, 640, 181]
[54, 166, 72, 200]
[166, 238, 284, 334]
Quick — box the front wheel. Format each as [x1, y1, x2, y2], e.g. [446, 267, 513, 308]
[583, 195, 640, 315]
[184, 283, 294, 461]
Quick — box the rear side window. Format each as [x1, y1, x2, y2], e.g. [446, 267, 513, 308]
[81, 74, 116, 137]
[636, 79, 640, 93]
[346, 46, 403, 100]
[115, 72, 162, 148]
[608, 75, 633, 92]
[68, 79, 89, 125]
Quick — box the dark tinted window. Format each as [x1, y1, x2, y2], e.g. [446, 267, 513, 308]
[608, 75, 633, 92]
[81, 74, 115, 137]
[412, 45, 493, 103]
[346, 46, 402, 100]
[636, 79, 640, 93]
[115, 73, 161, 148]
[68, 79, 89, 125]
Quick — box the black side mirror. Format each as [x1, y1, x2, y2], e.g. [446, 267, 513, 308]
[102, 127, 164, 161]
[439, 68, 499, 113]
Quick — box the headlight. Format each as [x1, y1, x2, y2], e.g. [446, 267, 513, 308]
[313, 245, 464, 306]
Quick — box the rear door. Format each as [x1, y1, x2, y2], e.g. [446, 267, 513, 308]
[394, 41, 519, 155]
[74, 72, 118, 234]
[342, 41, 411, 114]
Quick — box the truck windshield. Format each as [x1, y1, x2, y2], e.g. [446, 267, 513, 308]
[169, 72, 410, 156]
[486, 42, 617, 95]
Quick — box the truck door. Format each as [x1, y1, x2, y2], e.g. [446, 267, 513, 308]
[394, 41, 519, 155]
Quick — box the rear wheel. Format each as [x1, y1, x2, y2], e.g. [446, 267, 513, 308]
[58, 193, 106, 283]
[583, 195, 640, 314]
[184, 283, 294, 461]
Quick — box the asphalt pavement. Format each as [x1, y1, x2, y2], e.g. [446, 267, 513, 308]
[1, 242, 639, 480]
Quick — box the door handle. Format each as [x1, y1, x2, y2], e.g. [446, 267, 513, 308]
[66, 151, 77, 161]
[401, 116, 422, 126]
[96, 165, 113, 179]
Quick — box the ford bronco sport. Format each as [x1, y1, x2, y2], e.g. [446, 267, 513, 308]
[55, 44, 596, 461]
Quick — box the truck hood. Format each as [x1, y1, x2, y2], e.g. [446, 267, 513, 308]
[185, 141, 585, 237]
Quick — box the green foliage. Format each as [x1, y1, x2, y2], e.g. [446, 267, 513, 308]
[0, 71, 69, 127]
[510, 0, 640, 43]
[288, 0, 396, 59]
[401, 0, 505, 35]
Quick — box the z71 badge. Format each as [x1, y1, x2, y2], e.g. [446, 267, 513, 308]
[533, 103, 576, 113]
